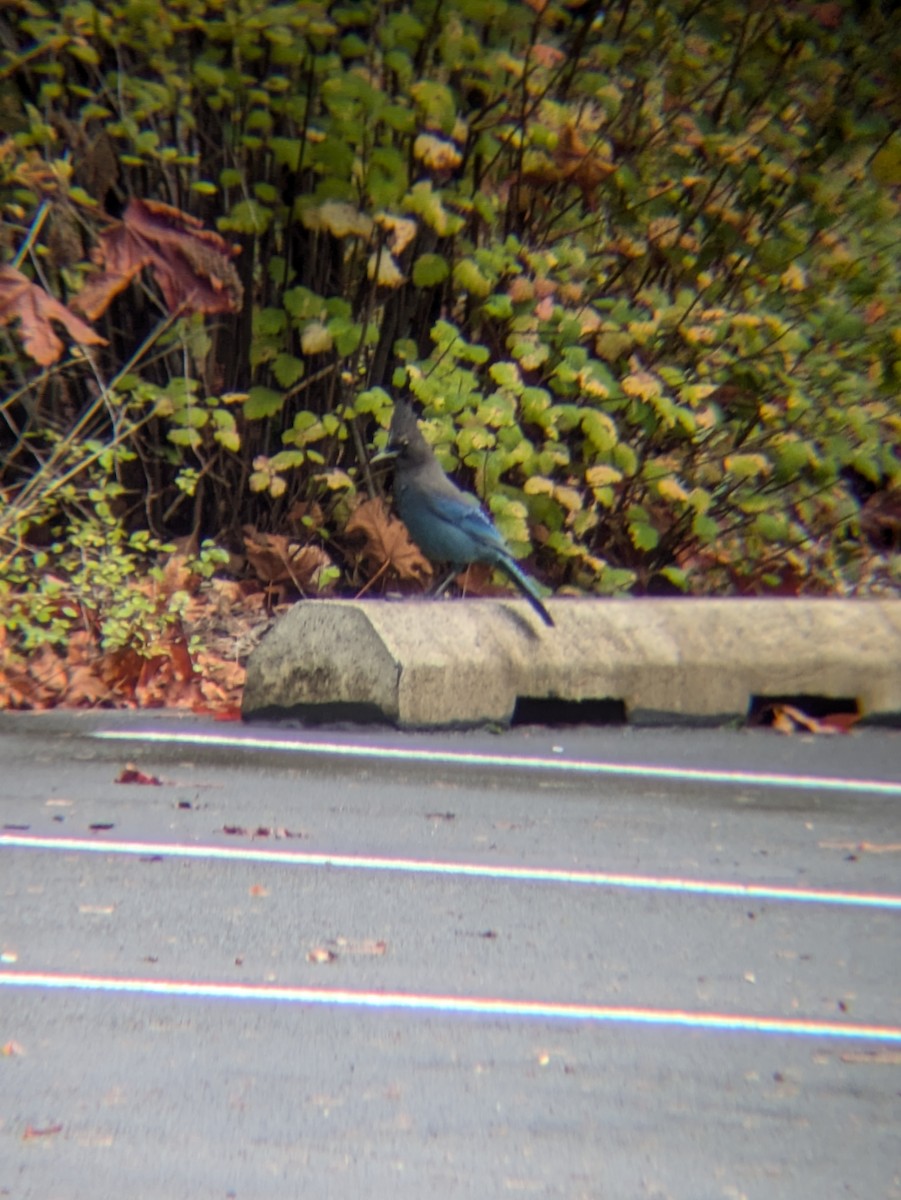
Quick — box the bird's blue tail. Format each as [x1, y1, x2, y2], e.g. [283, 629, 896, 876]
[496, 556, 554, 627]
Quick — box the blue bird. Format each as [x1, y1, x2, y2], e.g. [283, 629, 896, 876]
[373, 401, 554, 627]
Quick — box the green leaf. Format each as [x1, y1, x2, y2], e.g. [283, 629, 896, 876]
[368, 145, 408, 206]
[354, 387, 393, 417]
[489, 361, 523, 392]
[613, 443, 638, 476]
[482, 292, 514, 320]
[168, 428, 203, 448]
[244, 387, 285, 419]
[269, 137, 302, 170]
[403, 181, 464, 236]
[327, 315, 362, 357]
[582, 410, 618, 454]
[269, 450, 306, 472]
[273, 354, 305, 388]
[412, 253, 450, 287]
[284, 287, 324, 321]
[754, 512, 788, 541]
[628, 520, 659, 551]
[220, 199, 272, 234]
[255, 307, 287, 336]
[409, 80, 456, 133]
[659, 566, 689, 591]
[692, 514, 719, 543]
[724, 453, 771, 480]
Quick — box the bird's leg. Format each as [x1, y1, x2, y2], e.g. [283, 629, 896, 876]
[430, 566, 461, 598]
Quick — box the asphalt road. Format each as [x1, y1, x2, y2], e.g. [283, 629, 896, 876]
[1, 714, 900, 1199]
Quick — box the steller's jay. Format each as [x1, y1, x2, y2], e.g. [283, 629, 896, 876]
[373, 401, 554, 627]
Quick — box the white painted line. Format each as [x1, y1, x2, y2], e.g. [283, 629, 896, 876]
[1, 970, 899, 1043]
[92, 728, 901, 797]
[3, 833, 900, 910]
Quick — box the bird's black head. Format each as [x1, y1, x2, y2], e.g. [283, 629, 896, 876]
[372, 400, 433, 469]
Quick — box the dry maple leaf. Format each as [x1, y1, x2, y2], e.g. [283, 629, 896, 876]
[0, 264, 107, 366]
[345, 497, 432, 585]
[242, 526, 333, 590]
[73, 197, 243, 321]
[65, 665, 114, 707]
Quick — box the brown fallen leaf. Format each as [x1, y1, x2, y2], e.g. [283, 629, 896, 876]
[345, 496, 432, 585]
[307, 947, 338, 964]
[816, 711, 861, 734]
[73, 197, 243, 320]
[115, 765, 163, 786]
[242, 526, 333, 590]
[194, 703, 243, 722]
[23, 1123, 63, 1139]
[0, 263, 106, 366]
[767, 704, 841, 735]
[0, 564, 256, 718]
[65, 665, 114, 706]
[249, 884, 269, 897]
[2, 1041, 25, 1056]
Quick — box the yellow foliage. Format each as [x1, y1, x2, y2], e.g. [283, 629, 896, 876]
[367, 251, 405, 288]
[376, 213, 418, 254]
[413, 133, 463, 171]
[523, 476, 555, 496]
[554, 484, 583, 512]
[622, 369, 662, 399]
[780, 263, 807, 291]
[301, 322, 333, 355]
[656, 477, 689, 503]
[585, 464, 623, 487]
[302, 201, 373, 239]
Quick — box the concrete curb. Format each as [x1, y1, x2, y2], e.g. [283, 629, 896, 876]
[241, 597, 901, 729]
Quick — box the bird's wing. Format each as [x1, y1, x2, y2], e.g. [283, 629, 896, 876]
[416, 486, 509, 556]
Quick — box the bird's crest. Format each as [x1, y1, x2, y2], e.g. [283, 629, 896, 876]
[388, 399, 422, 445]
[383, 399, 434, 466]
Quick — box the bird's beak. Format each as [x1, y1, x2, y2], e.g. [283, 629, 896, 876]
[371, 444, 399, 465]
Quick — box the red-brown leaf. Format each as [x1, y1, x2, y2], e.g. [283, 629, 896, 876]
[0, 264, 106, 366]
[345, 497, 432, 584]
[242, 526, 333, 589]
[115, 765, 163, 786]
[73, 197, 243, 320]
